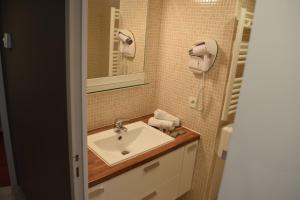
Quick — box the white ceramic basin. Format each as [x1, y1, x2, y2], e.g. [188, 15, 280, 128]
[88, 121, 174, 166]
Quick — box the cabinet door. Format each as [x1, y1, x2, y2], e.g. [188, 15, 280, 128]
[178, 141, 199, 196]
[89, 147, 184, 200]
[140, 147, 184, 191]
[88, 165, 141, 200]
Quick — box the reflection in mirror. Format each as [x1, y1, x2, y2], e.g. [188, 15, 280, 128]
[87, 0, 149, 81]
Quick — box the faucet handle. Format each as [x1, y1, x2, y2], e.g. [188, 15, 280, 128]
[114, 118, 129, 127]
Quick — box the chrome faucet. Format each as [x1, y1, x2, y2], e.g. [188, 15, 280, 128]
[114, 119, 128, 134]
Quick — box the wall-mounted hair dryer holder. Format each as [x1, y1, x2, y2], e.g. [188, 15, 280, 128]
[188, 39, 218, 112]
[118, 29, 136, 58]
[188, 39, 218, 74]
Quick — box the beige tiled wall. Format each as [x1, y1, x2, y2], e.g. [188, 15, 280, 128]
[87, 0, 163, 130]
[154, 1, 237, 199]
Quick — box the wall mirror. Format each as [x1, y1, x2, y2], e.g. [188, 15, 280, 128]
[87, 0, 149, 93]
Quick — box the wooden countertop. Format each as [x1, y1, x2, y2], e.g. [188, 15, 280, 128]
[88, 115, 200, 188]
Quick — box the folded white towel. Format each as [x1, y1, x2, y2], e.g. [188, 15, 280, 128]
[148, 117, 175, 130]
[154, 109, 180, 127]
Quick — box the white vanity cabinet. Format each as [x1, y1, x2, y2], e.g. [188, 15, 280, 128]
[89, 141, 198, 200]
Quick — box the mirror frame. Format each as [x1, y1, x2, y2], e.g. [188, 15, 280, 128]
[87, 73, 145, 93]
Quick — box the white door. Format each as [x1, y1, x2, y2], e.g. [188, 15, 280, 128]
[219, 1, 300, 199]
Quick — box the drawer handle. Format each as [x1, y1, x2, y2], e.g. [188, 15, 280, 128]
[187, 144, 197, 152]
[142, 191, 157, 200]
[89, 186, 104, 194]
[144, 161, 160, 173]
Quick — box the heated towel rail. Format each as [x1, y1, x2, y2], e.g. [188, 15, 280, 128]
[109, 7, 121, 76]
[222, 8, 254, 121]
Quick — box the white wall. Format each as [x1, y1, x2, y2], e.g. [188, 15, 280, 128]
[219, 0, 300, 199]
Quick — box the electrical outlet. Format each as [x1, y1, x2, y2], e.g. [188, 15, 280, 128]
[189, 96, 197, 108]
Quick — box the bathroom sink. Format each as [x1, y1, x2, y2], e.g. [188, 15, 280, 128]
[88, 121, 175, 166]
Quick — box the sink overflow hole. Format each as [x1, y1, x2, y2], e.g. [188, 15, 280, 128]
[121, 150, 130, 155]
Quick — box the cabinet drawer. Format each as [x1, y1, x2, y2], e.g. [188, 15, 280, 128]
[139, 176, 180, 200]
[89, 147, 184, 200]
[139, 147, 184, 191]
[89, 168, 141, 200]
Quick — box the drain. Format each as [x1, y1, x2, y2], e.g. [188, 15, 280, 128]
[121, 150, 130, 155]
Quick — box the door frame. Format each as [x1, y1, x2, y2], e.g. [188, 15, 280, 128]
[66, 0, 88, 199]
[0, 49, 18, 189]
